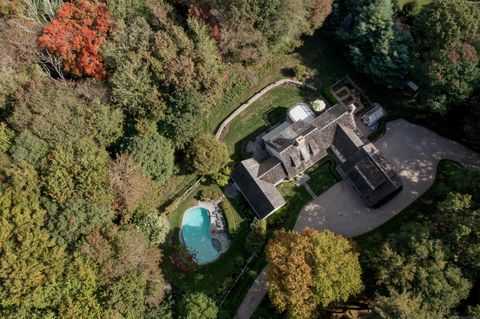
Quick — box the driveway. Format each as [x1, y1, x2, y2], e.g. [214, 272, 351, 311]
[294, 119, 480, 235]
[234, 119, 480, 319]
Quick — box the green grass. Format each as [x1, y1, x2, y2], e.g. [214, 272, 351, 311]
[305, 156, 341, 196]
[223, 86, 317, 157]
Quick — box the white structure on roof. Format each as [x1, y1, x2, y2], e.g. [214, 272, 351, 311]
[287, 103, 315, 123]
[362, 103, 386, 127]
[262, 121, 291, 143]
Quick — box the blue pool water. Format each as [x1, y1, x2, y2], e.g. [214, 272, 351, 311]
[181, 207, 220, 264]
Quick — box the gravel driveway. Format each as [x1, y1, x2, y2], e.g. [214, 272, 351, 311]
[234, 119, 480, 319]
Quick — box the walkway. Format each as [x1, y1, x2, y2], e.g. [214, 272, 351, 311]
[215, 79, 307, 140]
[234, 119, 480, 319]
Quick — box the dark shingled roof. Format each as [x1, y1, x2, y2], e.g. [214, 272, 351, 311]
[331, 124, 364, 161]
[231, 159, 286, 219]
[336, 144, 402, 207]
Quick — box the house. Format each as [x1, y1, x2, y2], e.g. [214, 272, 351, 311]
[231, 102, 402, 219]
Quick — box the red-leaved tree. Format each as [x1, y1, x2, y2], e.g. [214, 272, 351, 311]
[38, 0, 112, 79]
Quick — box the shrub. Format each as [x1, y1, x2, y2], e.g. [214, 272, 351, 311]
[293, 64, 309, 83]
[321, 86, 337, 105]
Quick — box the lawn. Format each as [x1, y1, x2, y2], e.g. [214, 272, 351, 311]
[305, 156, 341, 196]
[223, 86, 317, 157]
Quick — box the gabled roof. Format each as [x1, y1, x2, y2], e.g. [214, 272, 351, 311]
[231, 159, 286, 219]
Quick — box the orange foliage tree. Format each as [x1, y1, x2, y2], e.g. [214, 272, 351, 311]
[38, 0, 112, 78]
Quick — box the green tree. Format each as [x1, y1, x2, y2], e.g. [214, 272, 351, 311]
[188, 133, 229, 175]
[0, 122, 13, 153]
[310, 230, 363, 307]
[0, 162, 67, 316]
[48, 199, 115, 247]
[134, 212, 170, 245]
[110, 52, 165, 120]
[125, 131, 175, 183]
[337, 0, 411, 87]
[178, 292, 218, 319]
[245, 219, 267, 253]
[8, 80, 123, 148]
[373, 291, 439, 319]
[41, 139, 112, 206]
[414, 0, 478, 54]
[162, 90, 206, 149]
[422, 42, 479, 113]
[437, 192, 480, 276]
[363, 223, 471, 316]
[10, 130, 49, 167]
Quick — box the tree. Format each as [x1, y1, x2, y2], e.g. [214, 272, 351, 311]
[337, 0, 411, 87]
[373, 291, 439, 319]
[266, 228, 362, 319]
[188, 133, 229, 175]
[0, 162, 68, 316]
[110, 52, 165, 121]
[48, 199, 115, 247]
[363, 223, 471, 316]
[134, 212, 170, 245]
[38, 0, 112, 78]
[414, 0, 478, 54]
[178, 292, 218, 319]
[109, 154, 161, 222]
[422, 42, 479, 113]
[8, 80, 123, 148]
[310, 230, 363, 307]
[9, 130, 49, 167]
[245, 219, 267, 253]
[0, 122, 13, 153]
[266, 229, 316, 319]
[81, 226, 165, 311]
[125, 131, 175, 183]
[41, 139, 113, 206]
[437, 192, 480, 276]
[162, 90, 206, 149]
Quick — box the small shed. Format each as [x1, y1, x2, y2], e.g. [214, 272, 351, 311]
[287, 103, 315, 123]
[362, 103, 386, 127]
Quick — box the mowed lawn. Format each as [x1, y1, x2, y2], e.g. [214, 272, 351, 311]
[223, 86, 317, 156]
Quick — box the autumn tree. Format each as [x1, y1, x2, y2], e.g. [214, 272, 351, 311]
[109, 153, 161, 222]
[266, 228, 362, 319]
[38, 0, 113, 78]
[188, 133, 229, 175]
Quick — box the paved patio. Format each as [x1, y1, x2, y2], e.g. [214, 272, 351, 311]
[234, 119, 480, 319]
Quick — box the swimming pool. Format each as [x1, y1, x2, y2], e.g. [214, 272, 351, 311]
[181, 207, 220, 264]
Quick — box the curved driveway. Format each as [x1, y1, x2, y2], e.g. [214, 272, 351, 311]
[234, 119, 480, 319]
[294, 119, 480, 235]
